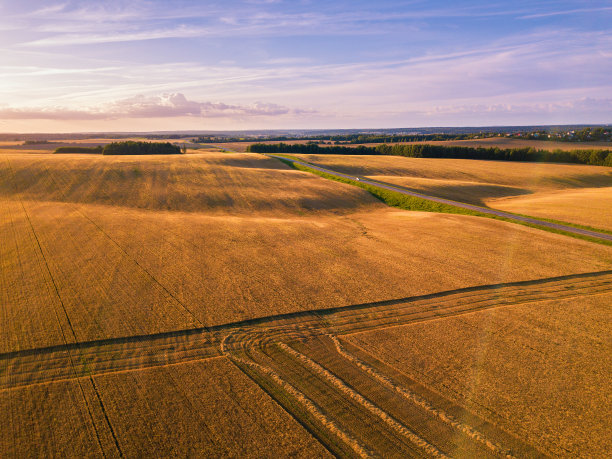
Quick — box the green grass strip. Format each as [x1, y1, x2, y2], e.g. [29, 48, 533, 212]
[273, 155, 612, 246]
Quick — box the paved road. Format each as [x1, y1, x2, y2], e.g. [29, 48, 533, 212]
[268, 154, 612, 242]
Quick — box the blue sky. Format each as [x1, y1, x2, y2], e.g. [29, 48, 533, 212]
[0, 0, 611, 131]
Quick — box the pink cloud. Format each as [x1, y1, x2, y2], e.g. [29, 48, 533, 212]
[0, 93, 313, 120]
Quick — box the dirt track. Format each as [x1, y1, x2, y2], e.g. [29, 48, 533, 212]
[2, 270, 609, 456]
[2, 270, 609, 390]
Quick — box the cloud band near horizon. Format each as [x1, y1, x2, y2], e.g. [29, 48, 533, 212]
[0, 0, 610, 131]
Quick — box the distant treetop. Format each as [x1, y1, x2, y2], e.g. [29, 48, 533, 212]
[102, 141, 182, 155]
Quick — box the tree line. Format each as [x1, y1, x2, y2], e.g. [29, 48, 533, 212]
[246, 142, 612, 167]
[54, 146, 103, 153]
[102, 141, 182, 155]
[54, 141, 183, 155]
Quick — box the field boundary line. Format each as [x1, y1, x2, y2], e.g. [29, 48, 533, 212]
[0, 355, 232, 393]
[326, 287, 612, 338]
[2, 271, 611, 391]
[1, 270, 610, 362]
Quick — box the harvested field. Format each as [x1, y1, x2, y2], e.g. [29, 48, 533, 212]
[487, 187, 612, 231]
[295, 154, 612, 215]
[0, 153, 379, 213]
[91, 358, 330, 457]
[345, 291, 612, 458]
[1, 149, 610, 456]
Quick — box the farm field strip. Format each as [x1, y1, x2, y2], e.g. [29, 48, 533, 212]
[327, 335, 513, 457]
[2, 270, 610, 390]
[221, 336, 377, 458]
[277, 342, 449, 458]
[270, 155, 612, 242]
[223, 332, 541, 457]
[344, 292, 611, 458]
[226, 335, 432, 457]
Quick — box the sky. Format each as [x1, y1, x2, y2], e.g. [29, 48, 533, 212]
[0, 0, 611, 132]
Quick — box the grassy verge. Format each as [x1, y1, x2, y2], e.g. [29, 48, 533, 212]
[509, 213, 612, 236]
[362, 175, 612, 236]
[272, 155, 612, 246]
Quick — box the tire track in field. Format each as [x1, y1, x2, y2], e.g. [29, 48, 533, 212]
[328, 335, 514, 458]
[2, 158, 124, 458]
[226, 329, 427, 458]
[278, 342, 448, 458]
[1, 270, 611, 390]
[221, 335, 375, 458]
[224, 329, 527, 457]
[41, 163, 205, 329]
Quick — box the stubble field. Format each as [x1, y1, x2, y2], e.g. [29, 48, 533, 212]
[296, 154, 612, 231]
[1, 146, 610, 457]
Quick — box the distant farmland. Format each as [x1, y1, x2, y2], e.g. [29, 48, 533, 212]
[221, 137, 612, 153]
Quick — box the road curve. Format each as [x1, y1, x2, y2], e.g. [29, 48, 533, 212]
[268, 154, 612, 242]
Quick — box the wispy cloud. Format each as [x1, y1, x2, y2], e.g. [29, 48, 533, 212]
[426, 98, 612, 116]
[0, 93, 314, 120]
[520, 6, 612, 19]
[10, 2, 561, 47]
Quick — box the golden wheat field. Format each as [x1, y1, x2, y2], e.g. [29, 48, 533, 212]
[487, 187, 612, 231]
[296, 154, 612, 230]
[1, 147, 611, 457]
[346, 291, 612, 458]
